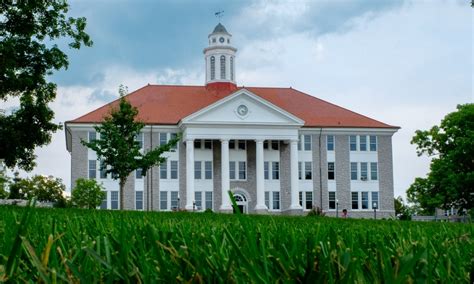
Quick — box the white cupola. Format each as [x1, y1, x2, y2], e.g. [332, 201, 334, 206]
[203, 23, 237, 87]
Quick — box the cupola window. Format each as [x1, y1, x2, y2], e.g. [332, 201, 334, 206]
[210, 56, 215, 80]
[220, 55, 226, 79]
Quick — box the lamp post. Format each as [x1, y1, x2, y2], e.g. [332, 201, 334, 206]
[336, 199, 339, 218]
[177, 194, 180, 211]
[373, 202, 377, 220]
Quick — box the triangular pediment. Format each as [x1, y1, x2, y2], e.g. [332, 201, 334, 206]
[181, 89, 305, 126]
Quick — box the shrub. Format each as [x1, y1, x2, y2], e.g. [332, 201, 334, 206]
[71, 178, 105, 209]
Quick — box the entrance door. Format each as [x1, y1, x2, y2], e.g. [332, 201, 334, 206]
[233, 193, 248, 214]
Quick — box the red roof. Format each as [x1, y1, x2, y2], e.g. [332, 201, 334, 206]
[68, 83, 398, 129]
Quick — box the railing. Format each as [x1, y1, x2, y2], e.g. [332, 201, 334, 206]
[412, 215, 471, 223]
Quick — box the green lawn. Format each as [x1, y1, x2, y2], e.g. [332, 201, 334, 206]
[0, 206, 472, 282]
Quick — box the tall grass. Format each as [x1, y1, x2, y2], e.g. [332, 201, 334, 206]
[0, 206, 472, 282]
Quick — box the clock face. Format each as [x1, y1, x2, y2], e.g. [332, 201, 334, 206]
[219, 37, 225, 43]
[237, 105, 248, 116]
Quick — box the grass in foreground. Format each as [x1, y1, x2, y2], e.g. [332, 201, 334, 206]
[0, 206, 472, 282]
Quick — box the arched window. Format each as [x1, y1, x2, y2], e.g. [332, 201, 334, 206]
[220, 55, 226, 79]
[210, 56, 215, 80]
[230, 57, 234, 81]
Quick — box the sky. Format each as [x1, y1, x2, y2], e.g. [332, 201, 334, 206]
[4, 0, 473, 200]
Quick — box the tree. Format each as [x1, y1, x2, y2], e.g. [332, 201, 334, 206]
[394, 196, 412, 220]
[82, 86, 180, 210]
[408, 104, 474, 213]
[9, 175, 66, 205]
[71, 178, 106, 209]
[0, 164, 9, 199]
[0, 1, 92, 171]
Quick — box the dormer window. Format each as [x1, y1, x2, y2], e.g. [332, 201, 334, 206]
[220, 55, 226, 79]
[210, 56, 215, 80]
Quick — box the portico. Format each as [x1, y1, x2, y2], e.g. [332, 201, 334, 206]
[179, 89, 305, 213]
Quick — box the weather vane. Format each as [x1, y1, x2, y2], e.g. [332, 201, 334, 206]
[215, 10, 224, 21]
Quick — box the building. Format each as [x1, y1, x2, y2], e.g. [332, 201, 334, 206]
[65, 23, 399, 217]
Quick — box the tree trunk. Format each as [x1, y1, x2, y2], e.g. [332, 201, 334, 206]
[119, 179, 125, 210]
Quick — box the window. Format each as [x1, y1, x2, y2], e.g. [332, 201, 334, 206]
[195, 191, 202, 210]
[212, 38, 216, 43]
[370, 162, 378, 180]
[298, 137, 302, 151]
[205, 192, 213, 210]
[99, 161, 107, 179]
[239, 161, 246, 180]
[210, 56, 215, 80]
[88, 160, 96, 179]
[230, 56, 234, 81]
[229, 140, 235, 149]
[204, 140, 212, 149]
[202, 161, 211, 179]
[265, 192, 270, 208]
[304, 135, 312, 151]
[263, 141, 269, 150]
[238, 140, 246, 150]
[271, 141, 279, 150]
[88, 131, 96, 142]
[370, 136, 377, 151]
[298, 162, 302, 180]
[136, 168, 143, 179]
[194, 140, 202, 149]
[160, 191, 168, 210]
[272, 192, 280, 210]
[361, 192, 369, 209]
[160, 162, 167, 179]
[264, 162, 269, 180]
[194, 161, 202, 179]
[136, 191, 143, 210]
[361, 162, 368, 181]
[350, 163, 358, 180]
[159, 133, 167, 146]
[327, 162, 335, 180]
[170, 133, 178, 151]
[299, 192, 303, 206]
[351, 192, 359, 209]
[372, 192, 379, 209]
[360, 136, 367, 151]
[220, 55, 226, 79]
[229, 162, 236, 180]
[272, 162, 279, 180]
[170, 161, 178, 179]
[350, 135, 357, 151]
[327, 135, 334, 151]
[171, 192, 179, 210]
[305, 162, 312, 180]
[328, 192, 336, 210]
[100, 191, 107, 209]
[305, 192, 312, 210]
[111, 191, 119, 210]
[135, 133, 143, 149]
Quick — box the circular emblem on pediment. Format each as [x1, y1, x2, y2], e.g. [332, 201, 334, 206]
[237, 104, 248, 116]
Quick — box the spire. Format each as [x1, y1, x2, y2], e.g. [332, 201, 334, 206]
[203, 23, 237, 87]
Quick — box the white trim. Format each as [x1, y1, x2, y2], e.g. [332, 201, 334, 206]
[299, 127, 398, 135]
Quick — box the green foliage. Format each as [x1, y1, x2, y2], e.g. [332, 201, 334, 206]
[6, 175, 65, 205]
[71, 178, 105, 209]
[394, 196, 412, 220]
[0, 166, 9, 199]
[409, 104, 474, 213]
[0, 0, 92, 170]
[82, 86, 180, 209]
[0, 207, 472, 282]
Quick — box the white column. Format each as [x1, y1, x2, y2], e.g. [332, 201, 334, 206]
[185, 139, 195, 210]
[255, 139, 267, 210]
[289, 139, 302, 209]
[220, 139, 232, 211]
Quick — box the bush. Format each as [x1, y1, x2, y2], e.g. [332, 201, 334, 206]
[71, 178, 105, 209]
[7, 175, 66, 205]
[307, 206, 325, 217]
